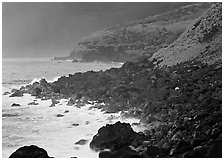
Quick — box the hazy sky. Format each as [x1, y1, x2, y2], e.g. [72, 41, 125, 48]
[2, 2, 190, 58]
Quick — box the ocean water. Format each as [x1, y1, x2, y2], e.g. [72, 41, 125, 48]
[2, 58, 145, 158]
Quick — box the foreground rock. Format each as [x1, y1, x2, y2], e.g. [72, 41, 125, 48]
[90, 121, 146, 151]
[9, 145, 51, 158]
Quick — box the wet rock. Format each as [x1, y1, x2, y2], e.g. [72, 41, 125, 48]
[56, 114, 64, 117]
[11, 103, 21, 107]
[10, 90, 23, 97]
[9, 145, 51, 158]
[28, 102, 39, 105]
[3, 91, 10, 95]
[75, 139, 88, 145]
[99, 146, 142, 158]
[90, 121, 139, 151]
[72, 123, 79, 127]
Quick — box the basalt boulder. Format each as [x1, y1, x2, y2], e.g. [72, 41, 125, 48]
[9, 145, 51, 158]
[90, 121, 141, 151]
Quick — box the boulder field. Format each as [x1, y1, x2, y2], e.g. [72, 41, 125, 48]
[9, 59, 222, 158]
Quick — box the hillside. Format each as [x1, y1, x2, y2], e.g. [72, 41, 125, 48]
[12, 3, 222, 158]
[151, 2, 222, 67]
[54, 2, 210, 62]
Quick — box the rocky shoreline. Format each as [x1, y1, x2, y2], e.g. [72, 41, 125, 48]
[8, 57, 222, 158]
[7, 2, 222, 158]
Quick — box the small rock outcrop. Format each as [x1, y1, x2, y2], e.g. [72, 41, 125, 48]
[28, 102, 39, 105]
[9, 145, 51, 158]
[74, 139, 88, 145]
[11, 103, 21, 107]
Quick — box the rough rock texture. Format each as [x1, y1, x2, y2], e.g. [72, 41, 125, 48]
[10, 90, 23, 97]
[99, 146, 143, 158]
[9, 145, 51, 158]
[90, 121, 143, 151]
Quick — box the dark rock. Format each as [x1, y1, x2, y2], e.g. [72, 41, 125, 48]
[72, 123, 79, 127]
[11, 103, 21, 107]
[28, 102, 39, 105]
[3, 91, 10, 95]
[191, 138, 203, 147]
[210, 128, 221, 139]
[206, 139, 222, 158]
[170, 140, 192, 156]
[90, 121, 139, 151]
[142, 146, 161, 158]
[178, 145, 194, 154]
[9, 145, 51, 158]
[75, 139, 88, 145]
[10, 90, 23, 97]
[31, 87, 42, 96]
[162, 142, 172, 152]
[182, 151, 195, 158]
[193, 146, 206, 158]
[2, 113, 19, 117]
[99, 146, 142, 158]
[56, 114, 64, 117]
[99, 150, 113, 158]
[64, 110, 69, 113]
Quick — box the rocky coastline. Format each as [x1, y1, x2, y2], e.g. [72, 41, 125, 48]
[8, 58, 222, 158]
[7, 2, 222, 158]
